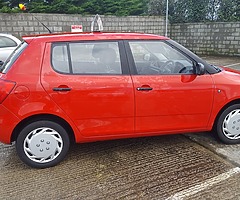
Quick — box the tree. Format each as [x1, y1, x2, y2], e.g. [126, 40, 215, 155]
[207, 0, 220, 21]
[218, 0, 237, 21]
[147, 0, 164, 16]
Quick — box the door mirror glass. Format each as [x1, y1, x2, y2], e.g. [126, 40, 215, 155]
[196, 63, 206, 75]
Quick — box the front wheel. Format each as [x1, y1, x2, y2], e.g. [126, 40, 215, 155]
[16, 120, 70, 168]
[216, 104, 240, 144]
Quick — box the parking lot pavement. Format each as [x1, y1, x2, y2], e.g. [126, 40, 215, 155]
[0, 55, 240, 200]
[201, 55, 240, 69]
[0, 135, 238, 199]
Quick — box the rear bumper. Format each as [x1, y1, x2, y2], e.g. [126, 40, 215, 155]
[0, 105, 19, 144]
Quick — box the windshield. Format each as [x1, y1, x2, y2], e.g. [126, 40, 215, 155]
[0, 42, 28, 73]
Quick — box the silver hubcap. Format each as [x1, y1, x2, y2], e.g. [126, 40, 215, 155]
[222, 109, 240, 140]
[23, 127, 63, 163]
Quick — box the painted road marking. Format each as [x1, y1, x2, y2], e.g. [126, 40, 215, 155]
[225, 63, 240, 67]
[166, 167, 240, 200]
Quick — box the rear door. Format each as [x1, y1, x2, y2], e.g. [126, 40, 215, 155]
[41, 41, 134, 137]
[126, 40, 214, 133]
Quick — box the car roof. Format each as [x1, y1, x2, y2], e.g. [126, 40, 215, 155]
[22, 32, 169, 43]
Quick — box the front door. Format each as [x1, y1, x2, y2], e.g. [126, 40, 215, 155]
[127, 40, 214, 133]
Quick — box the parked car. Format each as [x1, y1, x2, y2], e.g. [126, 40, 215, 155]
[0, 32, 240, 168]
[0, 33, 21, 64]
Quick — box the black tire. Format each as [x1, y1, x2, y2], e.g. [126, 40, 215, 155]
[216, 104, 240, 144]
[16, 120, 70, 168]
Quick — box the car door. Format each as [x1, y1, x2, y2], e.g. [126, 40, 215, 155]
[126, 40, 214, 133]
[41, 41, 134, 137]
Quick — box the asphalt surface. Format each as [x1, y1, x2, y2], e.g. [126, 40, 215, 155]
[1, 55, 240, 200]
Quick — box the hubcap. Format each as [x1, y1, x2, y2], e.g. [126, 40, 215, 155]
[23, 127, 63, 163]
[222, 109, 240, 140]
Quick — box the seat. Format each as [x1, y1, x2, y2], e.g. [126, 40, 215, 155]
[92, 46, 120, 74]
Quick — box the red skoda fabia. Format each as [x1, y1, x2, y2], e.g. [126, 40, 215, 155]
[0, 32, 240, 168]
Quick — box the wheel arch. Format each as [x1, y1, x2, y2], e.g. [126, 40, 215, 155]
[11, 114, 76, 143]
[213, 99, 240, 130]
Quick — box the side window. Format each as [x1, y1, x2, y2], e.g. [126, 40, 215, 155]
[129, 41, 195, 75]
[52, 42, 122, 75]
[0, 36, 17, 48]
[70, 42, 122, 74]
[52, 44, 70, 73]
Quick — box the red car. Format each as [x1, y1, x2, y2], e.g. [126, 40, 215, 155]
[0, 32, 239, 168]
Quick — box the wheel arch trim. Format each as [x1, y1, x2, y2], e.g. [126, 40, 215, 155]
[212, 99, 240, 130]
[11, 114, 76, 143]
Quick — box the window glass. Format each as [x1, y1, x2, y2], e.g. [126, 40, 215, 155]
[129, 41, 195, 75]
[0, 36, 17, 48]
[52, 42, 122, 75]
[69, 42, 122, 74]
[52, 44, 70, 73]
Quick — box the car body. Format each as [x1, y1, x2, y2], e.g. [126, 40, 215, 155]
[0, 32, 240, 168]
[0, 33, 21, 62]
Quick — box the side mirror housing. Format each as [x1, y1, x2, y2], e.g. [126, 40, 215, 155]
[0, 61, 4, 67]
[196, 63, 206, 75]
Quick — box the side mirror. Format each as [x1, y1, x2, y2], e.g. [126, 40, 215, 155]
[196, 63, 205, 75]
[0, 61, 4, 67]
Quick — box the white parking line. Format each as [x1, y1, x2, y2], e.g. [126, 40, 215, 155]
[225, 63, 240, 67]
[166, 167, 240, 200]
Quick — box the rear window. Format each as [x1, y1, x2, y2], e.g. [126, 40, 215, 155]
[0, 42, 28, 73]
[0, 36, 17, 48]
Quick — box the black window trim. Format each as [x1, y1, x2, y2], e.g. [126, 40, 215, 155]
[51, 40, 130, 76]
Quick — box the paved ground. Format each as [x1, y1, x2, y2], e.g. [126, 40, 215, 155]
[0, 55, 240, 200]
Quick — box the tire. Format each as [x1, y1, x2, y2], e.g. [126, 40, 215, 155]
[16, 120, 70, 168]
[216, 104, 240, 144]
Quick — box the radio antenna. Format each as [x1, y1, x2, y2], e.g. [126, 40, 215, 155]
[19, 3, 52, 34]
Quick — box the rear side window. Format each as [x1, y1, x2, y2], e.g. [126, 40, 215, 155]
[52, 42, 122, 75]
[52, 44, 70, 73]
[0, 36, 17, 48]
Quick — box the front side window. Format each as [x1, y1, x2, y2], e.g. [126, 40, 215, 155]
[52, 41, 122, 75]
[129, 41, 195, 75]
[0, 36, 18, 48]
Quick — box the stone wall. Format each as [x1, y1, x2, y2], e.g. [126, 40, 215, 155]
[170, 22, 240, 56]
[0, 13, 239, 56]
[0, 13, 166, 37]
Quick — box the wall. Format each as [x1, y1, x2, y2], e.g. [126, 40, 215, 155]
[0, 13, 240, 56]
[170, 22, 240, 56]
[0, 13, 166, 37]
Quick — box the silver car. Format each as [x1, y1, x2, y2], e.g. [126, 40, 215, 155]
[0, 33, 21, 63]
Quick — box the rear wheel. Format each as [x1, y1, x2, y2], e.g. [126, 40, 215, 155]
[16, 120, 70, 168]
[216, 104, 240, 144]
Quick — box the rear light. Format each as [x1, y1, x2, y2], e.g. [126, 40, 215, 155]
[0, 79, 16, 103]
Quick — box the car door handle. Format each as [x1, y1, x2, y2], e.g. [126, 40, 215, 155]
[137, 87, 153, 91]
[53, 87, 71, 92]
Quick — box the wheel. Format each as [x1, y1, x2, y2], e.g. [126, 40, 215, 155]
[216, 104, 240, 144]
[16, 120, 70, 168]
